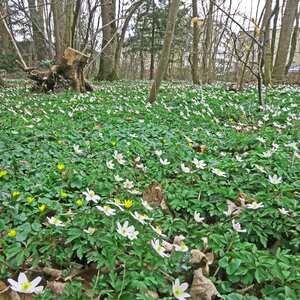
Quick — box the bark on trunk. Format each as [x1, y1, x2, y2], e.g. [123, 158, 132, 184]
[96, 0, 117, 81]
[149, 0, 180, 103]
[191, 0, 200, 84]
[272, 0, 299, 81]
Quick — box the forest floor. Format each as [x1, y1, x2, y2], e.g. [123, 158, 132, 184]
[0, 81, 299, 300]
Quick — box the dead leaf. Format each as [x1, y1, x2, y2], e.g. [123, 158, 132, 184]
[143, 183, 169, 212]
[46, 281, 65, 295]
[201, 237, 209, 252]
[146, 290, 159, 299]
[42, 267, 62, 279]
[94, 124, 102, 129]
[0, 280, 8, 292]
[162, 240, 173, 252]
[190, 268, 222, 300]
[125, 117, 132, 121]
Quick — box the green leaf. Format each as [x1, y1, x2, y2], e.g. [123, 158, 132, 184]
[219, 256, 229, 268]
[226, 259, 242, 275]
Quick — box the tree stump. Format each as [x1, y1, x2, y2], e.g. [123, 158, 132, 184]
[19, 48, 93, 93]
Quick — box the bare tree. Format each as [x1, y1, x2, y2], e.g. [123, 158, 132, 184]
[149, 0, 180, 103]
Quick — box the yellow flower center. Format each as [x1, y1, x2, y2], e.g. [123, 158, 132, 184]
[174, 288, 183, 296]
[20, 280, 33, 291]
[104, 205, 111, 211]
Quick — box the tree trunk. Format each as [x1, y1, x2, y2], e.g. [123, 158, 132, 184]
[191, 0, 200, 84]
[0, 1, 10, 54]
[51, 0, 63, 58]
[285, 8, 299, 74]
[65, 0, 74, 48]
[262, 0, 273, 86]
[149, 0, 180, 103]
[27, 0, 47, 61]
[202, 0, 214, 84]
[149, 0, 156, 80]
[272, 0, 299, 81]
[96, 0, 117, 81]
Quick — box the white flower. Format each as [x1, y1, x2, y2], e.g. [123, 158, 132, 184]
[192, 158, 206, 169]
[8, 272, 44, 294]
[113, 150, 126, 165]
[83, 188, 101, 203]
[127, 189, 142, 195]
[255, 165, 266, 173]
[127, 228, 139, 240]
[160, 158, 170, 165]
[181, 163, 191, 173]
[141, 199, 154, 211]
[278, 208, 289, 215]
[73, 144, 83, 154]
[106, 160, 115, 170]
[106, 200, 124, 211]
[130, 211, 153, 224]
[96, 205, 116, 216]
[116, 221, 138, 240]
[155, 150, 163, 156]
[123, 179, 134, 189]
[268, 174, 282, 185]
[212, 168, 226, 177]
[83, 227, 95, 235]
[194, 212, 204, 223]
[150, 224, 167, 238]
[172, 278, 190, 300]
[47, 216, 65, 227]
[262, 150, 273, 158]
[151, 239, 169, 258]
[174, 241, 189, 252]
[285, 142, 298, 151]
[246, 201, 264, 210]
[272, 142, 279, 150]
[114, 174, 124, 182]
[257, 137, 266, 143]
[235, 155, 243, 162]
[232, 219, 246, 233]
[294, 151, 300, 159]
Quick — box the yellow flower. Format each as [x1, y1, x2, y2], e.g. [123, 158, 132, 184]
[27, 197, 34, 204]
[76, 199, 83, 206]
[111, 141, 117, 146]
[188, 142, 193, 147]
[8, 229, 16, 238]
[57, 164, 65, 171]
[60, 191, 68, 197]
[162, 139, 167, 144]
[124, 199, 133, 209]
[0, 170, 8, 178]
[229, 118, 234, 123]
[13, 191, 20, 197]
[57, 140, 62, 144]
[38, 204, 46, 212]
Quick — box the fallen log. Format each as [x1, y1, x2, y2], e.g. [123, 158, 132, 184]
[18, 47, 93, 93]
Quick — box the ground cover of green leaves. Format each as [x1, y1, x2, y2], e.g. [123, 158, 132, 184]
[0, 81, 299, 300]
